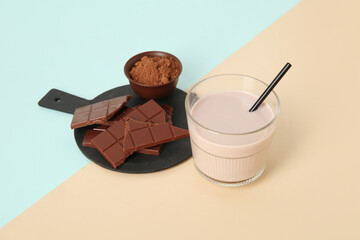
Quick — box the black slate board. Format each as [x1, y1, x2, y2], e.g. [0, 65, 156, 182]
[38, 85, 192, 173]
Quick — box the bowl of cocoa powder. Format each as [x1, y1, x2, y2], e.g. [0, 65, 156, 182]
[124, 51, 182, 99]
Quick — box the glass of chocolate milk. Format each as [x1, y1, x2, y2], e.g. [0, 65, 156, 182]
[185, 74, 280, 186]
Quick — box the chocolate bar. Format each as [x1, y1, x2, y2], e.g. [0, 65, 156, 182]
[135, 103, 174, 155]
[90, 115, 162, 167]
[70, 95, 132, 129]
[104, 103, 173, 126]
[97, 101, 173, 155]
[90, 100, 178, 168]
[123, 118, 189, 152]
[83, 128, 162, 155]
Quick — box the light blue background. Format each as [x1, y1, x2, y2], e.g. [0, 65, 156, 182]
[0, 0, 299, 228]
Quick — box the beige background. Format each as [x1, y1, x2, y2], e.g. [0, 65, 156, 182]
[1, 0, 360, 239]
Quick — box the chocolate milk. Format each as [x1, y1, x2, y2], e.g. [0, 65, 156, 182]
[188, 90, 276, 183]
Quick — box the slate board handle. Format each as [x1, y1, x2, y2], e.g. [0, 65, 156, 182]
[38, 88, 90, 114]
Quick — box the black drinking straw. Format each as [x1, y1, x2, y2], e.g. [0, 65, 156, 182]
[249, 62, 292, 112]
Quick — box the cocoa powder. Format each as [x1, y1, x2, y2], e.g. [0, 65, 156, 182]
[129, 56, 179, 86]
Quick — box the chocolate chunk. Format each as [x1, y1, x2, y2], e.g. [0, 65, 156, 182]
[82, 130, 102, 147]
[104, 103, 173, 126]
[123, 118, 189, 152]
[90, 121, 131, 168]
[70, 95, 132, 129]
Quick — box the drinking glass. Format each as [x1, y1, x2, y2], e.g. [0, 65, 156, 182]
[185, 74, 280, 186]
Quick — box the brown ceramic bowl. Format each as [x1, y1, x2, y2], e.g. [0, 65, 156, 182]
[124, 51, 182, 99]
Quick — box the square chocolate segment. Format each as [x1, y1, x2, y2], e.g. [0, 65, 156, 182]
[108, 119, 126, 139]
[103, 143, 128, 167]
[151, 112, 167, 123]
[89, 108, 108, 120]
[76, 105, 91, 114]
[91, 131, 117, 150]
[127, 110, 148, 122]
[138, 99, 164, 118]
[150, 124, 173, 142]
[82, 130, 102, 147]
[130, 128, 154, 147]
[72, 113, 90, 126]
[92, 101, 108, 109]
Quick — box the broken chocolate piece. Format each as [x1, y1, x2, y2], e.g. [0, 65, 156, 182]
[90, 121, 131, 168]
[123, 118, 189, 152]
[99, 100, 172, 156]
[104, 102, 173, 126]
[83, 127, 162, 155]
[126, 99, 167, 123]
[82, 130, 102, 147]
[70, 95, 132, 129]
[88, 100, 176, 167]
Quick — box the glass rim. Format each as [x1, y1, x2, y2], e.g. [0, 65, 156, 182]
[185, 74, 281, 135]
